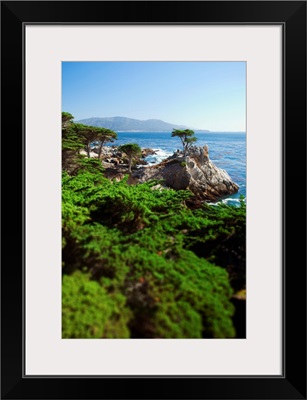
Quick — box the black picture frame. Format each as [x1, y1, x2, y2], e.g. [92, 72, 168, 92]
[1, 1, 306, 399]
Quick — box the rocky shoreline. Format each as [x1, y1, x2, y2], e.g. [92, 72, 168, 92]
[86, 146, 156, 168]
[86, 144, 239, 203]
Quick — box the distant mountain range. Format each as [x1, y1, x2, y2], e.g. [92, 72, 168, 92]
[76, 116, 210, 133]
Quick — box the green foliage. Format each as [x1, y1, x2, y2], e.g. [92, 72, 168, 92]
[62, 112, 84, 172]
[74, 123, 117, 157]
[76, 156, 105, 174]
[154, 301, 203, 338]
[62, 271, 131, 338]
[118, 143, 142, 156]
[62, 111, 74, 126]
[72, 123, 116, 158]
[171, 129, 197, 156]
[61, 111, 117, 173]
[181, 161, 187, 167]
[62, 168, 245, 338]
[61, 113, 245, 338]
[122, 245, 234, 338]
[185, 200, 246, 291]
[118, 143, 142, 172]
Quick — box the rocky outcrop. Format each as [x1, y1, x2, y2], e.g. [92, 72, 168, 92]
[85, 144, 238, 202]
[132, 145, 239, 202]
[141, 148, 157, 158]
[88, 146, 156, 168]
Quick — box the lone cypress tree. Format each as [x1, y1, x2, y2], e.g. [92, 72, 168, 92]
[171, 129, 197, 156]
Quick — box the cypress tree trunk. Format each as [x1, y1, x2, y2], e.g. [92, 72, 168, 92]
[86, 144, 90, 158]
[181, 138, 185, 155]
[98, 143, 103, 159]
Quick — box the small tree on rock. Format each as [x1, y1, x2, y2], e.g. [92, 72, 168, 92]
[118, 143, 142, 173]
[171, 129, 197, 156]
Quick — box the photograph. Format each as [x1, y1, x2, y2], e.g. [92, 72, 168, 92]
[61, 61, 246, 339]
[1, 0, 306, 398]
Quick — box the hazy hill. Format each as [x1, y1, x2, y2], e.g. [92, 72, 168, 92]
[76, 116, 209, 132]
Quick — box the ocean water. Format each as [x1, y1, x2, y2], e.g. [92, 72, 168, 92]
[108, 132, 246, 206]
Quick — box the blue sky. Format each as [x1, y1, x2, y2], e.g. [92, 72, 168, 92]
[62, 62, 246, 132]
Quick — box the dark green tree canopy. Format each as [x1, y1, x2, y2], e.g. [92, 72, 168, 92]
[62, 115, 118, 158]
[171, 129, 197, 156]
[94, 127, 117, 158]
[62, 111, 74, 126]
[118, 143, 142, 172]
[62, 112, 84, 171]
[62, 111, 118, 172]
[72, 124, 117, 158]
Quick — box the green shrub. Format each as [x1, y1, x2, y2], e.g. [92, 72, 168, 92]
[61, 148, 245, 338]
[119, 245, 235, 338]
[62, 271, 131, 338]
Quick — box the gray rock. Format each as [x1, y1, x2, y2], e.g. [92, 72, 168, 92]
[132, 145, 239, 202]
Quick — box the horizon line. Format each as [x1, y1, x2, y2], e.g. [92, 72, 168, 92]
[70, 115, 245, 133]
